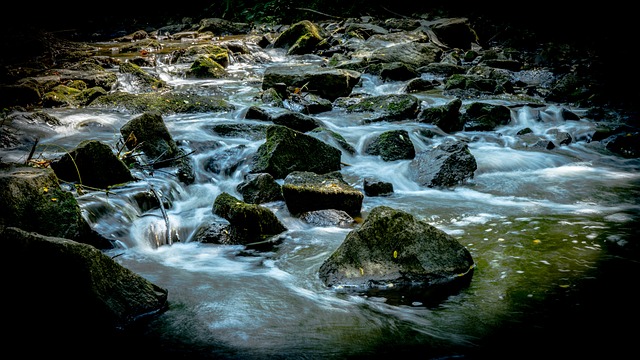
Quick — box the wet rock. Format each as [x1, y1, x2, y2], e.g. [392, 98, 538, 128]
[417, 98, 463, 133]
[318, 205, 475, 295]
[409, 140, 477, 188]
[119, 61, 168, 91]
[461, 102, 511, 131]
[363, 178, 393, 196]
[308, 127, 357, 155]
[271, 110, 325, 133]
[50, 139, 136, 189]
[272, 20, 329, 55]
[237, 172, 284, 204]
[120, 111, 195, 184]
[89, 91, 235, 114]
[3, 226, 168, 341]
[250, 125, 342, 179]
[339, 93, 420, 123]
[299, 209, 356, 227]
[262, 64, 361, 102]
[364, 129, 415, 161]
[282, 170, 363, 217]
[212, 191, 287, 245]
[0, 163, 114, 249]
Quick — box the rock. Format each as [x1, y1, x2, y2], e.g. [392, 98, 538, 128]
[339, 94, 420, 123]
[364, 178, 393, 196]
[461, 102, 511, 131]
[119, 61, 168, 91]
[318, 205, 474, 295]
[364, 129, 415, 161]
[212, 191, 287, 244]
[185, 55, 227, 79]
[380, 62, 418, 81]
[605, 132, 640, 158]
[282, 171, 363, 217]
[308, 127, 357, 155]
[50, 139, 136, 190]
[3, 226, 168, 344]
[417, 98, 463, 133]
[299, 209, 356, 227]
[0, 163, 114, 249]
[261, 64, 361, 101]
[404, 77, 438, 93]
[444, 73, 499, 94]
[409, 140, 477, 188]
[89, 91, 235, 114]
[272, 20, 329, 55]
[425, 17, 479, 50]
[236, 172, 284, 204]
[120, 111, 195, 184]
[271, 110, 325, 133]
[250, 125, 342, 179]
[205, 123, 269, 141]
[366, 39, 442, 69]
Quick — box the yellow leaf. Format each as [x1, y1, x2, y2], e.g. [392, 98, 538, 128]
[51, 198, 58, 202]
[43, 187, 49, 193]
[393, 250, 398, 258]
[533, 239, 541, 244]
[359, 267, 364, 275]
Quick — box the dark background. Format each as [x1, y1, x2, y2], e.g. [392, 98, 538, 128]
[1, 1, 636, 114]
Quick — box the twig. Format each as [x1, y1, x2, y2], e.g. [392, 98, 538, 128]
[295, 7, 343, 20]
[26, 138, 39, 164]
[380, 6, 408, 18]
[149, 150, 196, 168]
[149, 184, 171, 246]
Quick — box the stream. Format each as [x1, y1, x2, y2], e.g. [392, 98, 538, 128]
[29, 37, 640, 358]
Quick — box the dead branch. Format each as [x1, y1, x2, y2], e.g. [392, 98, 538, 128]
[295, 7, 343, 20]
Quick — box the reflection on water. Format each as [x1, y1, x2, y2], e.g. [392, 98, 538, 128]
[33, 44, 640, 358]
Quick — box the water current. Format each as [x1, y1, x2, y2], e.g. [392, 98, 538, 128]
[25, 38, 640, 358]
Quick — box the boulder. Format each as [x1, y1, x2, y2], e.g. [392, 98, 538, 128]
[282, 171, 363, 217]
[120, 111, 195, 184]
[212, 191, 287, 245]
[236, 172, 284, 204]
[318, 206, 475, 296]
[119, 61, 168, 92]
[461, 102, 512, 131]
[50, 139, 136, 190]
[366, 40, 442, 69]
[338, 94, 420, 123]
[308, 127, 356, 155]
[444, 74, 500, 94]
[364, 129, 415, 161]
[271, 110, 325, 133]
[250, 125, 342, 179]
[363, 178, 394, 196]
[89, 91, 235, 115]
[272, 20, 329, 55]
[408, 140, 477, 188]
[0, 163, 114, 249]
[380, 62, 418, 81]
[425, 17, 479, 50]
[185, 55, 227, 79]
[417, 98, 463, 133]
[3, 226, 168, 345]
[261, 64, 361, 101]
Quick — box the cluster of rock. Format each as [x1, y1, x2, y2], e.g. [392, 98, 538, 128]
[2, 12, 639, 336]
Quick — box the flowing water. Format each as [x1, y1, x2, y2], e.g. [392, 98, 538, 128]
[25, 40, 640, 358]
